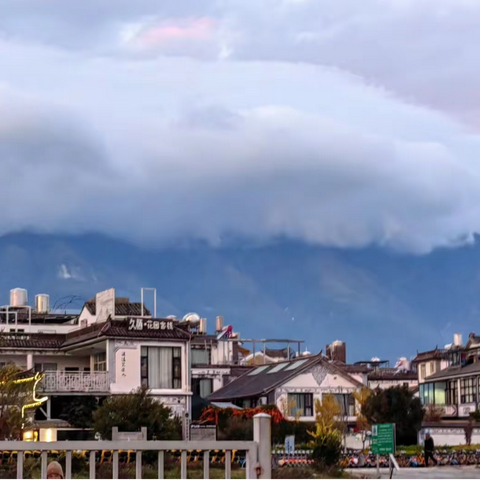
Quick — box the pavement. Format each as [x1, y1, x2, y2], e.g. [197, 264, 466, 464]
[347, 466, 480, 478]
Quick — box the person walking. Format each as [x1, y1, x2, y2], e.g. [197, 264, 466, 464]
[47, 461, 64, 479]
[424, 432, 437, 467]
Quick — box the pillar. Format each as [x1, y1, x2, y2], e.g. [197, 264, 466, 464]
[253, 413, 271, 479]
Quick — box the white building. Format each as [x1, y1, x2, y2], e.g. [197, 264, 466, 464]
[208, 353, 364, 423]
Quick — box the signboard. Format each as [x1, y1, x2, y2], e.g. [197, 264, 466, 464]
[285, 435, 295, 455]
[96, 288, 115, 323]
[128, 318, 174, 331]
[371, 423, 395, 455]
[190, 424, 217, 441]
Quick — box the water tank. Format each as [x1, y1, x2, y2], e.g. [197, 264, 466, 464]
[216, 316, 224, 332]
[454, 333, 463, 347]
[199, 318, 207, 334]
[36, 294, 50, 313]
[183, 312, 201, 323]
[10, 288, 28, 307]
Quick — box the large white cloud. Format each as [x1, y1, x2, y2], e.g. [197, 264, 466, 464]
[1, 1, 480, 253]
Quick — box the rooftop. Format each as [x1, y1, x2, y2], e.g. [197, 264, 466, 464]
[209, 354, 363, 402]
[84, 298, 151, 317]
[424, 361, 480, 381]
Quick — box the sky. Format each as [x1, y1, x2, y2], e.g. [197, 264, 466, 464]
[1, 0, 480, 253]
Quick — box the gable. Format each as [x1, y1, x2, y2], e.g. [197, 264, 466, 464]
[282, 363, 361, 390]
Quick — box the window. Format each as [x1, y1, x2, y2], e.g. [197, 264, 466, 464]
[285, 360, 309, 371]
[34, 363, 57, 372]
[192, 378, 213, 398]
[248, 366, 269, 376]
[267, 364, 288, 374]
[333, 394, 355, 416]
[420, 383, 434, 405]
[446, 380, 458, 405]
[141, 347, 182, 389]
[420, 364, 426, 380]
[430, 362, 436, 374]
[287, 393, 313, 417]
[65, 367, 79, 372]
[460, 377, 477, 404]
[433, 381, 446, 405]
[191, 348, 210, 366]
[93, 352, 107, 372]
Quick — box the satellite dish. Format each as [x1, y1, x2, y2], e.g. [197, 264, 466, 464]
[183, 312, 201, 322]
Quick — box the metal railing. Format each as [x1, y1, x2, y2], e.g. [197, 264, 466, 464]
[0, 414, 272, 479]
[40, 371, 110, 393]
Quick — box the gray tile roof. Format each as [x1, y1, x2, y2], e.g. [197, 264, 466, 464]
[424, 361, 480, 381]
[209, 354, 363, 401]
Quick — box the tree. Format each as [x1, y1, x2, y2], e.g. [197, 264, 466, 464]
[59, 396, 100, 428]
[424, 404, 444, 423]
[0, 365, 45, 440]
[92, 387, 182, 440]
[353, 387, 371, 449]
[363, 386, 424, 445]
[308, 395, 343, 470]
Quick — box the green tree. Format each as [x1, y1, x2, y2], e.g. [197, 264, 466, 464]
[92, 387, 182, 440]
[0, 365, 40, 439]
[59, 396, 100, 428]
[362, 386, 424, 445]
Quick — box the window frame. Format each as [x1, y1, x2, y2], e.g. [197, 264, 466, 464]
[287, 393, 313, 417]
[460, 377, 477, 404]
[140, 346, 182, 390]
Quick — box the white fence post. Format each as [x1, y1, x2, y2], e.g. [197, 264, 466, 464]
[253, 413, 271, 479]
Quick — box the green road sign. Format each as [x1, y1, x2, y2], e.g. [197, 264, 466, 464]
[371, 423, 395, 455]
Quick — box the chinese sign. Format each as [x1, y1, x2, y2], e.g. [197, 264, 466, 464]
[128, 319, 174, 331]
[121, 351, 126, 377]
[371, 423, 395, 455]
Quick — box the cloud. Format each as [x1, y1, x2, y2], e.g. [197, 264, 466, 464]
[1, 2, 480, 253]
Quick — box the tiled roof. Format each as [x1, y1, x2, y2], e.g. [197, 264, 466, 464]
[0, 333, 65, 349]
[209, 354, 363, 402]
[368, 369, 418, 381]
[83, 298, 150, 316]
[412, 348, 446, 363]
[1, 318, 190, 350]
[424, 361, 480, 381]
[333, 361, 371, 374]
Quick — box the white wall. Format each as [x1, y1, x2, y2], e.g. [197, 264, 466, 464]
[368, 379, 418, 390]
[110, 339, 189, 394]
[419, 427, 480, 446]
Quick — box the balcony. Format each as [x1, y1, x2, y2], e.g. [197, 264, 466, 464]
[40, 371, 110, 393]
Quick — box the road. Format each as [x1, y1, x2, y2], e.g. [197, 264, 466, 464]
[348, 466, 480, 478]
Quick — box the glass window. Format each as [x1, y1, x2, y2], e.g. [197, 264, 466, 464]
[446, 380, 458, 405]
[421, 364, 426, 380]
[191, 348, 210, 366]
[34, 363, 57, 372]
[192, 378, 213, 398]
[247, 366, 270, 376]
[434, 381, 446, 405]
[333, 394, 356, 416]
[287, 393, 313, 417]
[460, 377, 477, 404]
[140, 347, 182, 389]
[420, 383, 435, 405]
[93, 352, 107, 372]
[285, 360, 309, 371]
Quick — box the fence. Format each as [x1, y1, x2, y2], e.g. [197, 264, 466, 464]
[0, 414, 271, 479]
[40, 371, 110, 393]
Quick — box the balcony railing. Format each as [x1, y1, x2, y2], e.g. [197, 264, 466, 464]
[40, 371, 110, 393]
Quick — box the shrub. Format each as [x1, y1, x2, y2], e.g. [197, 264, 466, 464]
[310, 430, 343, 470]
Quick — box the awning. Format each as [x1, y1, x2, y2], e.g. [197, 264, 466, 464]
[211, 402, 243, 410]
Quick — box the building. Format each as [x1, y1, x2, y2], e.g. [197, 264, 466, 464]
[413, 333, 480, 444]
[208, 353, 364, 423]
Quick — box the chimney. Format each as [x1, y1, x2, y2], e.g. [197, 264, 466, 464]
[454, 333, 463, 347]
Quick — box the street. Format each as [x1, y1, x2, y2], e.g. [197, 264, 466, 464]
[348, 466, 480, 478]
